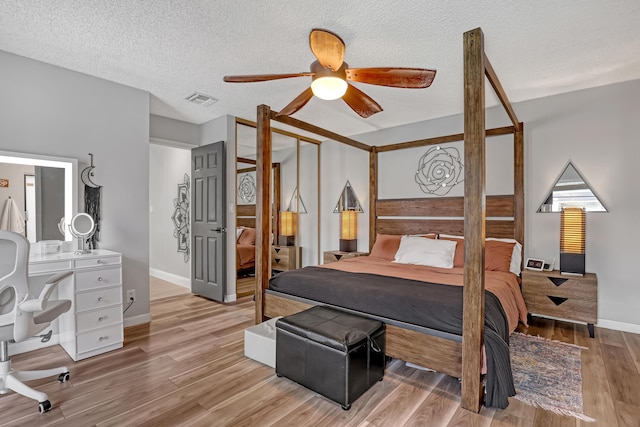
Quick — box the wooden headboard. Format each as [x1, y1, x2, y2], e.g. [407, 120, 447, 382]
[374, 195, 517, 239]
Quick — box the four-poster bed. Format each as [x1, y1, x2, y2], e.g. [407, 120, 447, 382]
[253, 28, 524, 412]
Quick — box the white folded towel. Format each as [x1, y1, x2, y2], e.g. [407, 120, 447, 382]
[0, 198, 25, 235]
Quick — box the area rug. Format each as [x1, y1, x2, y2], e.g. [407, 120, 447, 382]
[509, 332, 594, 422]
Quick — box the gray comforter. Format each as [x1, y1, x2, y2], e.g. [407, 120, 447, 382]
[269, 266, 515, 408]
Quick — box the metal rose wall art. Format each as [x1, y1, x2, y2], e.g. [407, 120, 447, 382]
[238, 173, 256, 203]
[172, 173, 190, 262]
[415, 146, 464, 196]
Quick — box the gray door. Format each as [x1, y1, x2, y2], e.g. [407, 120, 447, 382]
[191, 141, 226, 301]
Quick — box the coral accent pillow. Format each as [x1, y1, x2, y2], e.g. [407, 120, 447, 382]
[369, 234, 402, 261]
[237, 227, 256, 245]
[439, 236, 515, 272]
[485, 240, 517, 272]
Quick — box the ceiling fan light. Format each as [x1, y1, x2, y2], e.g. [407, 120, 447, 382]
[311, 77, 347, 100]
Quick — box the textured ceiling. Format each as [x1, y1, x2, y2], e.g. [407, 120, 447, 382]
[1, 1, 639, 138]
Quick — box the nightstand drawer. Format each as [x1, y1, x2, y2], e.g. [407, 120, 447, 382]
[522, 273, 596, 301]
[271, 246, 299, 271]
[524, 293, 597, 323]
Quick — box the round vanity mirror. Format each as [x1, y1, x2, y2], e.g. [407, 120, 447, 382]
[69, 213, 96, 254]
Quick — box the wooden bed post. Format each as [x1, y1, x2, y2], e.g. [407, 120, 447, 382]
[462, 27, 486, 413]
[514, 123, 525, 263]
[255, 104, 272, 324]
[369, 147, 378, 251]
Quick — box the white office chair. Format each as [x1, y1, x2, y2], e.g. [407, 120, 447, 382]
[0, 230, 73, 413]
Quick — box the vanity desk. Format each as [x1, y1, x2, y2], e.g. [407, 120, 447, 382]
[27, 249, 124, 361]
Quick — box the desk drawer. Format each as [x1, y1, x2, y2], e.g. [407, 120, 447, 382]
[76, 287, 122, 313]
[74, 256, 121, 269]
[76, 306, 123, 333]
[75, 267, 122, 291]
[29, 260, 73, 274]
[77, 324, 123, 354]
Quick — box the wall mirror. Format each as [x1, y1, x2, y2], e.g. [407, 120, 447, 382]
[537, 161, 607, 212]
[0, 151, 78, 242]
[235, 119, 320, 297]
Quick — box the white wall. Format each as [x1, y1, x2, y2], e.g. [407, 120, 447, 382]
[319, 78, 640, 332]
[0, 50, 151, 325]
[149, 144, 191, 286]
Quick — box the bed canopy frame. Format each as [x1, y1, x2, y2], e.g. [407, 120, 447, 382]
[253, 28, 524, 412]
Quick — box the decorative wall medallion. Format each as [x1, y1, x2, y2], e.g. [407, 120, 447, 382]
[172, 173, 190, 262]
[415, 146, 464, 196]
[238, 173, 256, 203]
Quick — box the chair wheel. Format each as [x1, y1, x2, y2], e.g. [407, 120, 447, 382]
[341, 404, 351, 411]
[276, 373, 283, 377]
[39, 400, 52, 413]
[58, 372, 70, 382]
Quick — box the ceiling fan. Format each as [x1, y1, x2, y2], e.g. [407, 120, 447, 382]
[223, 29, 437, 118]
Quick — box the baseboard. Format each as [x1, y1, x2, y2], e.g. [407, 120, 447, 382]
[149, 268, 190, 288]
[124, 313, 152, 327]
[225, 293, 237, 303]
[597, 319, 640, 334]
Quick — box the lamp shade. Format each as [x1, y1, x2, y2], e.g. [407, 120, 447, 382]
[560, 207, 585, 275]
[560, 208, 585, 253]
[340, 211, 358, 240]
[280, 211, 296, 237]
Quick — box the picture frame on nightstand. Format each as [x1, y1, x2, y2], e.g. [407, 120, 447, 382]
[525, 258, 544, 271]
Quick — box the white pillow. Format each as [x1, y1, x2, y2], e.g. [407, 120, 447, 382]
[236, 227, 244, 241]
[439, 234, 523, 275]
[393, 236, 457, 269]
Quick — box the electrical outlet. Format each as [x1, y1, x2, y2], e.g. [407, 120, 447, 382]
[127, 290, 136, 302]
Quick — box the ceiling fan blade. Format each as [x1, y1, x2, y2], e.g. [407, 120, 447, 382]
[276, 88, 314, 117]
[342, 84, 383, 118]
[345, 67, 436, 88]
[223, 73, 313, 83]
[309, 29, 345, 71]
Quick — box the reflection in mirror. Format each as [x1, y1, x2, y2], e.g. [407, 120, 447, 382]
[0, 151, 77, 242]
[235, 119, 321, 297]
[537, 162, 607, 212]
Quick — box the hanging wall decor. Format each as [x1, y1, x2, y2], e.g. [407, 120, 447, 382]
[172, 173, 190, 263]
[238, 173, 256, 203]
[81, 153, 101, 249]
[415, 146, 464, 196]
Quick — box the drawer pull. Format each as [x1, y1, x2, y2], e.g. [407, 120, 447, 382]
[97, 259, 104, 264]
[547, 296, 569, 306]
[98, 297, 104, 302]
[98, 336, 109, 342]
[98, 316, 106, 322]
[98, 277, 103, 281]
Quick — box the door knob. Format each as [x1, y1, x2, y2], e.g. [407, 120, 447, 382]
[212, 227, 226, 233]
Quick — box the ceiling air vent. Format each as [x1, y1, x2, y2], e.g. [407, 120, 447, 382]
[185, 92, 218, 107]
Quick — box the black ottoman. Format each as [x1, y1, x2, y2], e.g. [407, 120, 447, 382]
[275, 305, 385, 410]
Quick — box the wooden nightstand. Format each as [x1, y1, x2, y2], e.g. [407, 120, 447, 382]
[271, 246, 300, 272]
[323, 250, 369, 264]
[521, 269, 598, 338]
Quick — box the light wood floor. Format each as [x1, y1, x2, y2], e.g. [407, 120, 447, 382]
[2, 291, 639, 426]
[149, 276, 190, 301]
[236, 275, 256, 298]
